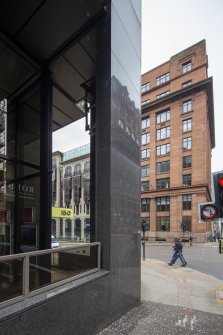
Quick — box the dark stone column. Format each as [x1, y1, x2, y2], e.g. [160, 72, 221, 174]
[39, 67, 52, 250]
[95, 0, 141, 309]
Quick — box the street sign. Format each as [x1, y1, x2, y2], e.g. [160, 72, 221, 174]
[198, 171, 223, 222]
[52, 207, 74, 218]
[201, 204, 218, 220]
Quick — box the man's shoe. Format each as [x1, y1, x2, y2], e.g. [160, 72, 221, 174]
[181, 264, 186, 267]
[168, 263, 172, 266]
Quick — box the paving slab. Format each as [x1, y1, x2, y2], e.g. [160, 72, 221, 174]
[98, 259, 223, 335]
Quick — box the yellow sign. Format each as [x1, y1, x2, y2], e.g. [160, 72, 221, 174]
[52, 207, 74, 218]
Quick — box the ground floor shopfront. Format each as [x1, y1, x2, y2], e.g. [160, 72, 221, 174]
[141, 187, 211, 243]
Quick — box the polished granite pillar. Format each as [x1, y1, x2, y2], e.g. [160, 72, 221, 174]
[95, 0, 141, 311]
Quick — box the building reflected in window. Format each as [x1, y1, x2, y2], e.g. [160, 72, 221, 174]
[52, 145, 90, 242]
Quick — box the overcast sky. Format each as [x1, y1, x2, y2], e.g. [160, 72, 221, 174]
[53, 0, 223, 172]
[142, 0, 223, 173]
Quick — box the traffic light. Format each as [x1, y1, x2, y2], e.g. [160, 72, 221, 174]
[141, 218, 148, 232]
[212, 171, 223, 218]
[198, 171, 223, 221]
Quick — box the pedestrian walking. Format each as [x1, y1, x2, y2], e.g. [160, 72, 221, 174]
[189, 235, 193, 246]
[168, 238, 187, 267]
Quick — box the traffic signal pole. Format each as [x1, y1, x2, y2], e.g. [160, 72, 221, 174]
[142, 230, 145, 261]
[141, 219, 147, 261]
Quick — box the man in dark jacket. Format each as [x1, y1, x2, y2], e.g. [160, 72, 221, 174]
[168, 238, 187, 267]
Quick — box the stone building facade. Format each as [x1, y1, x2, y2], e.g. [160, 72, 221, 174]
[141, 40, 215, 242]
[52, 144, 90, 242]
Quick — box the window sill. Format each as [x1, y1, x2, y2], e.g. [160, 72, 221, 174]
[156, 153, 170, 157]
[156, 171, 170, 174]
[156, 80, 170, 88]
[182, 110, 193, 115]
[156, 137, 170, 142]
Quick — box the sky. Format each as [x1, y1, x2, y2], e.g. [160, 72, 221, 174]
[53, 0, 223, 172]
[141, 0, 223, 173]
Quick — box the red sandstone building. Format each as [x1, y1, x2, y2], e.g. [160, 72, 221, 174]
[141, 40, 215, 243]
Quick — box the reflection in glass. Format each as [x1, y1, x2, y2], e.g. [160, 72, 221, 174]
[0, 160, 15, 256]
[29, 245, 98, 292]
[0, 259, 23, 303]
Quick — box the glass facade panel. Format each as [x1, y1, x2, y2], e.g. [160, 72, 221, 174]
[16, 86, 41, 165]
[0, 259, 23, 303]
[29, 245, 98, 292]
[18, 164, 40, 253]
[63, 144, 90, 161]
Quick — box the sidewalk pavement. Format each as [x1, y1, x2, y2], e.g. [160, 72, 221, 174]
[98, 259, 223, 334]
[141, 258, 223, 314]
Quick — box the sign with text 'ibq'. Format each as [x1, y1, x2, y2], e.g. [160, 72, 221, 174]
[52, 207, 74, 218]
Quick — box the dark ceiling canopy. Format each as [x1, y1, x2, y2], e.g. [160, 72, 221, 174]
[0, 0, 105, 131]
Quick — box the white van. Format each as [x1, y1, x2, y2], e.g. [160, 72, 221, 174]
[51, 235, 60, 248]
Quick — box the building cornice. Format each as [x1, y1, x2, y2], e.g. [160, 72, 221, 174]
[53, 151, 63, 156]
[60, 153, 90, 165]
[141, 183, 211, 200]
[142, 77, 215, 148]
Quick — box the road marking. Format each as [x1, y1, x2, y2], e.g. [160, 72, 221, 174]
[199, 244, 207, 260]
[172, 268, 191, 273]
[175, 315, 197, 331]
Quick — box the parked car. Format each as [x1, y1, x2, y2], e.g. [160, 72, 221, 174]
[51, 235, 60, 248]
